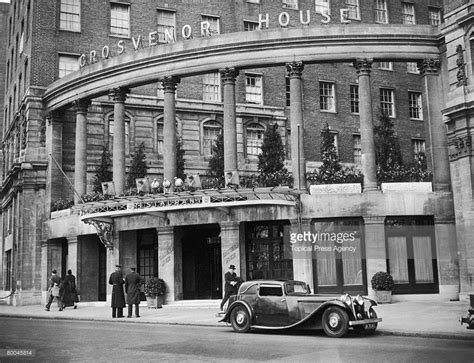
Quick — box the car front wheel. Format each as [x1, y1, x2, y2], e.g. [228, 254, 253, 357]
[230, 306, 251, 333]
[322, 306, 349, 338]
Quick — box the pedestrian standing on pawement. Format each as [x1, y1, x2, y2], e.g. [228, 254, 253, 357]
[109, 264, 125, 318]
[125, 266, 142, 318]
[45, 269, 63, 311]
[61, 269, 79, 309]
[220, 264, 238, 311]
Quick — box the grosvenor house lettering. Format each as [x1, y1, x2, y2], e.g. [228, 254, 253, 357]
[79, 9, 351, 68]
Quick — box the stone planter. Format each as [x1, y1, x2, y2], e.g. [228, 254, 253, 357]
[309, 183, 361, 195]
[146, 295, 164, 308]
[372, 290, 392, 304]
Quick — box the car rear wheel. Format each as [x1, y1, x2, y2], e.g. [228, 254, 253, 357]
[322, 306, 349, 338]
[355, 309, 378, 335]
[230, 306, 251, 333]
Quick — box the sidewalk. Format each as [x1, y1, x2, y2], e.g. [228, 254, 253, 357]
[0, 300, 472, 340]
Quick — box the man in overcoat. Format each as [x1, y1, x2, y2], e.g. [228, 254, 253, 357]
[220, 264, 238, 311]
[109, 264, 125, 318]
[125, 266, 142, 318]
[45, 269, 63, 311]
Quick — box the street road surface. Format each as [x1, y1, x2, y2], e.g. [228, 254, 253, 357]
[0, 317, 473, 362]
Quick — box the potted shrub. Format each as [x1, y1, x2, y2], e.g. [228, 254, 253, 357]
[144, 277, 166, 308]
[370, 271, 394, 303]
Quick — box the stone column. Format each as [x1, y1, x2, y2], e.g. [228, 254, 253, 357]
[290, 219, 314, 290]
[162, 76, 180, 191]
[67, 236, 79, 292]
[109, 87, 129, 195]
[354, 59, 378, 192]
[434, 216, 459, 300]
[419, 59, 451, 192]
[157, 226, 175, 304]
[41, 241, 49, 304]
[73, 99, 90, 204]
[106, 230, 121, 304]
[45, 113, 64, 206]
[220, 221, 240, 296]
[221, 68, 239, 176]
[363, 216, 386, 297]
[286, 61, 306, 189]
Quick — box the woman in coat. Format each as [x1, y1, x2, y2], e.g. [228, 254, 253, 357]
[109, 264, 126, 318]
[61, 269, 79, 309]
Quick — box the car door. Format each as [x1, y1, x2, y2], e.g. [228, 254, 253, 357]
[254, 283, 289, 327]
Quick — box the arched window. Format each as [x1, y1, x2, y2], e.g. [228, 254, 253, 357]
[202, 120, 222, 156]
[246, 123, 265, 156]
[108, 115, 130, 155]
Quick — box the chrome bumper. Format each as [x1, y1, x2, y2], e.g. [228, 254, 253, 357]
[349, 318, 382, 326]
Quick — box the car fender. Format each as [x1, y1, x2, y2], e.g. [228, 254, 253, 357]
[219, 300, 254, 324]
[300, 300, 357, 329]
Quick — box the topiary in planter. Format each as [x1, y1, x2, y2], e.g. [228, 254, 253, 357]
[144, 277, 166, 297]
[371, 271, 394, 291]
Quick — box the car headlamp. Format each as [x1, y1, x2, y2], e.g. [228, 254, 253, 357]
[355, 295, 364, 306]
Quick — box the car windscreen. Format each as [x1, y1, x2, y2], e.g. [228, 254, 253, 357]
[285, 282, 310, 295]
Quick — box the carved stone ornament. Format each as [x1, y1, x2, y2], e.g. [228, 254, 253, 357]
[448, 134, 472, 160]
[86, 219, 114, 249]
[161, 76, 181, 93]
[109, 87, 130, 102]
[456, 44, 467, 87]
[353, 59, 373, 74]
[417, 59, 440, 76]
[286, 61, 304, 78]
[220, 67, 239, 84]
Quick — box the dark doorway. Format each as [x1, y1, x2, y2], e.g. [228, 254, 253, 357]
[181, 224, 221, 299]
[98, 241, 107, 301]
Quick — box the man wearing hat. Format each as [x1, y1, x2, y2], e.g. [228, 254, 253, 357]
[45, 269, 63, 311]
[125, 266, 142, 318]
[220, 264, 238, 311]
[108, 264, 125, 318]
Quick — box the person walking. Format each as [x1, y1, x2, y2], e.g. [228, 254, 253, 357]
[45, 269, 63, 311]
[220, 264, 238, 312]
[125, 266, 142, 318]
[109, 264, 125, 318]
[61, 269, 79, 309]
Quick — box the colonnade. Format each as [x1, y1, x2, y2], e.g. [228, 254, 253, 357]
[70, 58, 450, 201]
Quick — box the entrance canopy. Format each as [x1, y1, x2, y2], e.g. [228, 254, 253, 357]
[43, 24, 440, 111]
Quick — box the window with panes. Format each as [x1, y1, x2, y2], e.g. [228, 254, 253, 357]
[353, 135, 361, 164]
[319, 81, 335, 112]
[408, 92, 423, 120]
[350, 85, 359, 114]
[315, 0, 330, 14]
[5, 250, 11, 291]
[380, 88, 395, 117]
[429, 7, 441, 25]
[412, 139, 425, 160]
[345, 0, 360, 20]
[378, 61, 393, 70]
[375, 0, 388, 24]
[110, 3, 130, 37]
[203, 121, 222, 156]
[202, 73, 221, 102]
[402, 3, 415, 24]
[108, 117, 130, 155]
[245, 74, 263, 104]
[407, 62, 419, 74]
[157, 10, 175, 43]
[244, 21, 259, 31]
[202, 15, 220, 35]
[285, 77, 291, 107]
[60, 0, 81, 32]
[283, 0, 298, 9]
[246, 123, 265, 156]
[58, 54, 79, 78]
[155, 120, 163, 155]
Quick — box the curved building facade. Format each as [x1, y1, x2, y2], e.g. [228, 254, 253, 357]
[0, 0, 472, 305]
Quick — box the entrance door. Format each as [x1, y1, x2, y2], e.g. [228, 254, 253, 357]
[182, 225, 222, 299]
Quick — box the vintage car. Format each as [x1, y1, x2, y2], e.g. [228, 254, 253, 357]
[219, 280, 381, 338]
